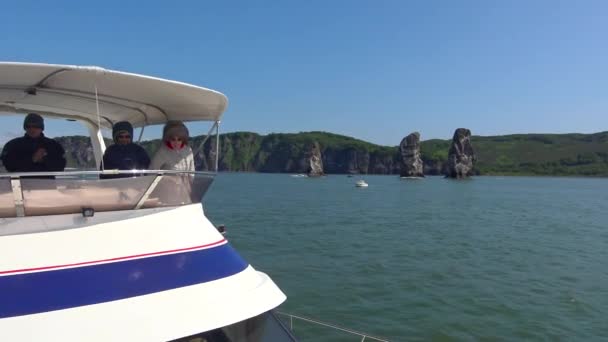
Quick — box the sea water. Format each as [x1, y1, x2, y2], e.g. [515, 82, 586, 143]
[204, 174, 608, 341]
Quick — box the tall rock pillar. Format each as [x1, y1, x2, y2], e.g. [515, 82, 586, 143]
[306, 142, 324, 177]
[446, 128, 475, 178]
[399, 132, 424, 178]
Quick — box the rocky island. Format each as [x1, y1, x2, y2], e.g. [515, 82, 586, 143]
[399, 132, 424, 178]
[446, 128, 476, 179]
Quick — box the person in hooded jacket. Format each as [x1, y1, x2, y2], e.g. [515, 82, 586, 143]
[149, 121, 195, 205]
[150, 120, 194, 171]
[101, 121, 150, 178]
[1, 113, 66, 173]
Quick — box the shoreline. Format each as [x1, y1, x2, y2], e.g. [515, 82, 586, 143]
[216, 171, 608, 179]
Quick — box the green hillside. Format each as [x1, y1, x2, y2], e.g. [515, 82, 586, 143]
[8, 130, 607, 176]
[210, 130, 608, 176]
[422, 132, 608, 176]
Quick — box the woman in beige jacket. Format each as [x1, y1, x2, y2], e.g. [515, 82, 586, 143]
[150, 120, 195, 171]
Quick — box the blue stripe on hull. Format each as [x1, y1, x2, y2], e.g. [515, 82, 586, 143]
[0, 243, 248, 318]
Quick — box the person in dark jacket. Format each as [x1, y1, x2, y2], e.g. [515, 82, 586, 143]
[1, 113, 66, 173]
[101, 121, 150, 178]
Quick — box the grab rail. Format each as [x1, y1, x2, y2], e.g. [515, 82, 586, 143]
[276, 311, 391, 342]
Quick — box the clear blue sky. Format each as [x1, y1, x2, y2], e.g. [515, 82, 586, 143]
[1, 0, 607, 146]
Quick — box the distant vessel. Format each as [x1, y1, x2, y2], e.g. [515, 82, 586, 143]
[400, 176, 424, 180]
[355, 180, 369, 187]
[291, 174, 308, 178]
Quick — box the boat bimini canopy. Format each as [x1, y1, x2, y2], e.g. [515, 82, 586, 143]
[0, 62, 228, 166]
[0, 62, 228, 127]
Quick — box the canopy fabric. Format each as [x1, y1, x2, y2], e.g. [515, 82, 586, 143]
[0, 62, 228, 128]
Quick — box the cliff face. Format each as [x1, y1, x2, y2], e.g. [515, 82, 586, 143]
[190, 132, 403, 174]
[323, 148, 369, 174]
[369, 152, 399, 174]
[321, 149, 399, 174]
[422, 159, 445, 175]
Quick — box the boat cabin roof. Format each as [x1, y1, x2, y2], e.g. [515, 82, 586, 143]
[0, 62, 228, 127]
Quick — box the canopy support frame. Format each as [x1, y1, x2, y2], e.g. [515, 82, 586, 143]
[192, 120, 220, 172]
[215, 121, 220, 172]
[134, 174, 163, 209]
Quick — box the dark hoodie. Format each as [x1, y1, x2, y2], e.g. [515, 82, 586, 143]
[1, 133, 66, 172]
[101, 121, 150, 178]
[101, 144, 150, 171]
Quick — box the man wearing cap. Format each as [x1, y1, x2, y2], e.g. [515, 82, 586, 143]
[1, 113, 66, 173]
[101, 121, 150, 178]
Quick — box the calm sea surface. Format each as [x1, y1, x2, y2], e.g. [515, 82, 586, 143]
[203, 173, 608, 341]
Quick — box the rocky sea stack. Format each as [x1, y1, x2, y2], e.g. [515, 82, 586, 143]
[446, 128, 475, 178]
[399, 132, 424, 178]
[306, 141, 324, 177]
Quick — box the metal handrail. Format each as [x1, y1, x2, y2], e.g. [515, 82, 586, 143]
[0, 169, 217, 178]
[276, 311, 391, 342]
[134, 174, 164, 209]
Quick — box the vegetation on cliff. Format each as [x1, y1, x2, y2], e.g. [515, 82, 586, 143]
[472, 132, 608, 176]
[48, 131, 608, 176]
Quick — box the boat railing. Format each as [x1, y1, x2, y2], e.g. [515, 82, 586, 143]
[276, 311, 391, 342]
[0, 170, 215, 218]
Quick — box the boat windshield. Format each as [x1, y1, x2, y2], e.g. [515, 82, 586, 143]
[0, 171, 214, 218]
[171, 311, 297, 342]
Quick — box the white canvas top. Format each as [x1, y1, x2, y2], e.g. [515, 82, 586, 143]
[0, 62, 228, 128]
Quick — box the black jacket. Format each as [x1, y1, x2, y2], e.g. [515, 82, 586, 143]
[1, 134, 66, 172]
[101, 143, 150, 178]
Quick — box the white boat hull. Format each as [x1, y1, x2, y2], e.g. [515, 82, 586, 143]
[0, 204, 286, 341]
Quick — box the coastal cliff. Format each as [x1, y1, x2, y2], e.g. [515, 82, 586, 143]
[8, 130, 607, 177]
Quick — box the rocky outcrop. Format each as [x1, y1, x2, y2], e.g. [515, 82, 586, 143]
[445, 128, 475, 178]
[399, 132, 424, 177]
[306, 142, 324, 176]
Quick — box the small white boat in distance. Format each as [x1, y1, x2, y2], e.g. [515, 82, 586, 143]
[355, 180, 368, 187]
